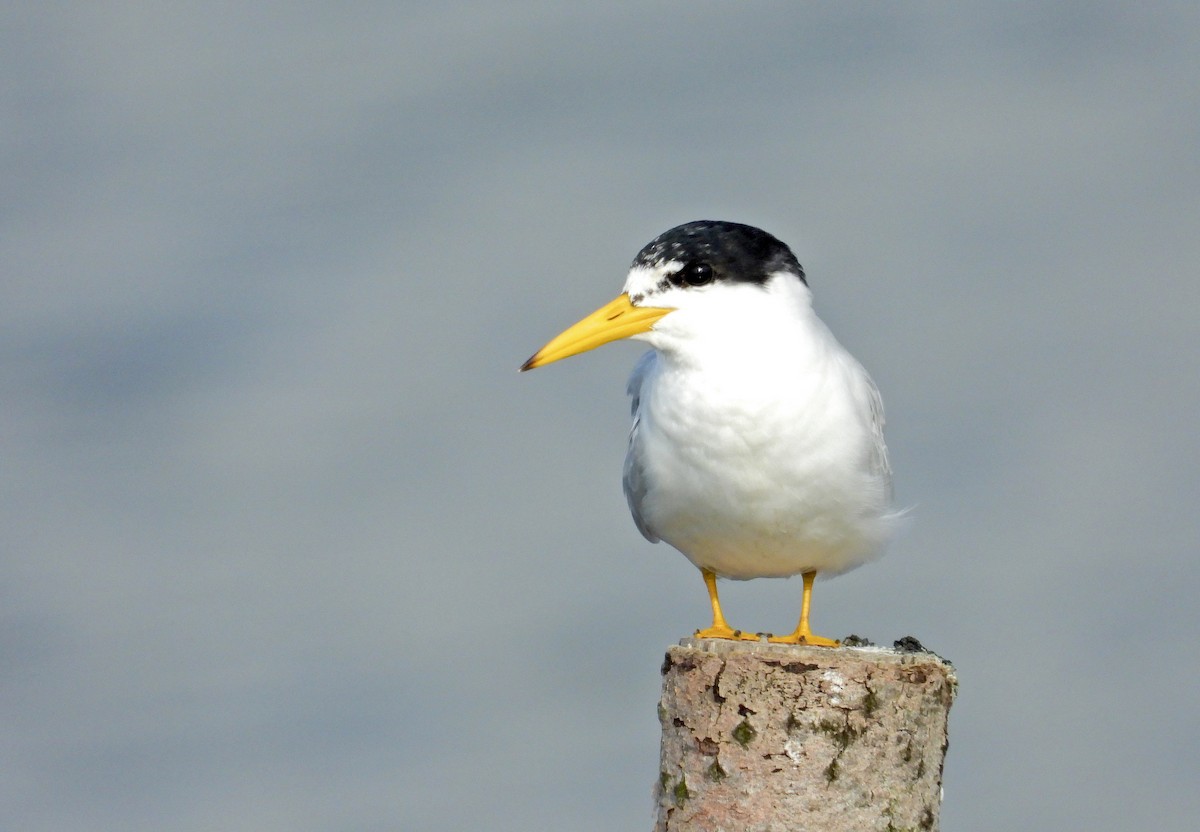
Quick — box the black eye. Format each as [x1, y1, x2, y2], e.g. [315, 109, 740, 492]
[680, 262, 713, 287]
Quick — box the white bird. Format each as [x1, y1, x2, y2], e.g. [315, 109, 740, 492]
[522, 221, 896, 645]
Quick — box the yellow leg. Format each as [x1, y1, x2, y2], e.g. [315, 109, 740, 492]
[694, 569, 761, 641]
[768, 571, 840, 647]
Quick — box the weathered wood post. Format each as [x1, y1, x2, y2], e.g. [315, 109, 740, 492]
[655, 637, 956, 831]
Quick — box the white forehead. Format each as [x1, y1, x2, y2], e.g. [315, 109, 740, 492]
[622, 261, 682, 304]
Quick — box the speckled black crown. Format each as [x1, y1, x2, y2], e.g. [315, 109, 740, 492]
[631, 221, 806, 286]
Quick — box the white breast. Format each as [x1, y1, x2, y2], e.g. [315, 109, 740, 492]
[624, 286, 895, 580]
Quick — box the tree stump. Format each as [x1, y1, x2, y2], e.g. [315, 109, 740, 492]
[655, 638, 956, 831]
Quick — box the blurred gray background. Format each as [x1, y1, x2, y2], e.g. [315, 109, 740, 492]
[4, 3, 1198, 830]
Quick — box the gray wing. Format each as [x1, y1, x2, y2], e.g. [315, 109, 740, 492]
[833, 342, 893, 502]
[860, 367, 894, 503]
[622, 350, 660, 543]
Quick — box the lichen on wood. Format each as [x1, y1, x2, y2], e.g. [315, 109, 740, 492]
[654, 638, 956, 832]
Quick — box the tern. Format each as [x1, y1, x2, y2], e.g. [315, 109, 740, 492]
[522, 221, 896, 646]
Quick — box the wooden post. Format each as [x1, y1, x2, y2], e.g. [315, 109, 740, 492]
[655, 638, 956, 831]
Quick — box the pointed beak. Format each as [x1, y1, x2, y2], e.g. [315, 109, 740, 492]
[521, 293, 672, 371]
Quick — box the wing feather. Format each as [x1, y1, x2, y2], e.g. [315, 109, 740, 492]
[622, 351, 660, 543]
[858, 365, 893, 503]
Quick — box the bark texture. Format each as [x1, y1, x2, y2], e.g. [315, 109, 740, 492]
[655, 638, 956, 832]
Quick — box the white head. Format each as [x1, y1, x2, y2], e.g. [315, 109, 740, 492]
[522, 221, 813, 371]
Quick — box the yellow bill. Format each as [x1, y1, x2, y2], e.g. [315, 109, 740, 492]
[521, 293, 672, 371]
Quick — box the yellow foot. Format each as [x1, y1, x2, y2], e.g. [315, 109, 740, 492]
[767, 630, 841, 647]
[694, 624, 763, 642]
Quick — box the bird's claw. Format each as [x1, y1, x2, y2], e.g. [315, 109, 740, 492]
[694, 625, 762, 642]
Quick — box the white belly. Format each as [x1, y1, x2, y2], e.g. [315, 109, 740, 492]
[630, 355, 893, 580]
